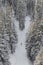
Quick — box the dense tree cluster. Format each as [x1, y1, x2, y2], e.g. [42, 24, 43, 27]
[12, 0, 27, 30]
[7, 0, 35, 30]
[0, 1, 18, 65]
[26, 1, 43, 62]
[26, 19, 43, 62]
[0, 0, 43, 65]
[34, 47, 43, 65]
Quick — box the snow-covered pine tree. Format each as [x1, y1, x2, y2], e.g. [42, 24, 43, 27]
[0, 1, 10, 65]
[9, 22, 18, 54]
[26, 17, 43, 62]
[34, 47, 43, 65]
[26, 0, 35, 19]
[34, 0, 42, 22]
[5, 0, 18, 54]
[15, 0, 27, 30]
[12, 0, 18, 15]
[11, 0, 27, 30]
[0, 38, 10, 65]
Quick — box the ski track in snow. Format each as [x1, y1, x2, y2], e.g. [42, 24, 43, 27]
[9, 10, 32, 65]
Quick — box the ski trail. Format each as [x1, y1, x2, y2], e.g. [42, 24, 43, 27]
[9, 15, 32, 65]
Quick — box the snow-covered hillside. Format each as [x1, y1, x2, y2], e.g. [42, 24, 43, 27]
[9, 16, 32, 65]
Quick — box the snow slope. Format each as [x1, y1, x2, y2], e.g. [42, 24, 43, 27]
[9, 12, 32, 65]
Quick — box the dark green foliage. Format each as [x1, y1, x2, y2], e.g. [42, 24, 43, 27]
[26, 0, 35, 18]
[13, 0, 27, 30]
[0, 38, 10, 65]
[26, 21, 43, 62]
[12, 0, 18, 15]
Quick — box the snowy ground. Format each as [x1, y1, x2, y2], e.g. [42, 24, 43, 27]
[9, 10, 32, 65]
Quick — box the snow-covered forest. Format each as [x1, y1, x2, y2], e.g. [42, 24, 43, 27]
[0, 0, 43, 65]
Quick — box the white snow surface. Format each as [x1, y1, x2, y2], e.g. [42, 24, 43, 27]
[9, 10, 32, 65]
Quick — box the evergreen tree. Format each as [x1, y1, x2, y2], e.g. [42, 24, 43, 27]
[26, 0, 35, 19]
[15, 0, 27, 30]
